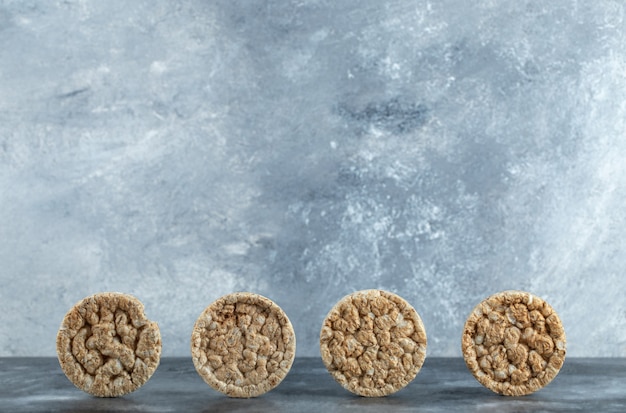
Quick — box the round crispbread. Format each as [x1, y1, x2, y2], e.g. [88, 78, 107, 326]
[461, 290, 566, 396]
[191, 292, 296, 398]
[56, 292, 161, 397]
[320, 289, 427, 397]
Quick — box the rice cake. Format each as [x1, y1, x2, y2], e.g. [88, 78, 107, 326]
[56, 292, 162, 397]
[461, 290, 566, 396]
[191, 292, 296, 398]
[320, 289, 427, 397]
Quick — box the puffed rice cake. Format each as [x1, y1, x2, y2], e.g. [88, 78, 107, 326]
[56, 292, 162, 397]
[461, 290, 566, 396]
[191, 292, 296, 398]
[320, 289, 427, 397]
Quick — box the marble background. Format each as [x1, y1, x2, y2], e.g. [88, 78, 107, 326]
[1, 0, 625, 358]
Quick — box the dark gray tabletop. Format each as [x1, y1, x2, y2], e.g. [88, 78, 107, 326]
[1, 357, 624, 412]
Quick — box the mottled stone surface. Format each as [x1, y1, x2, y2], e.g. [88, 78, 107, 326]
[1, 358, 625, 412]
[1, 1, 625, 357]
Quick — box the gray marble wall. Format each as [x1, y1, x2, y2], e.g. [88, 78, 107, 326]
[1, 0, 625, 358]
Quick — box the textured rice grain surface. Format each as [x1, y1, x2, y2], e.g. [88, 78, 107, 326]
[191, 292, 296, 398]
[461, 290, 567, 396]
[320, 290, 427, 397]
[56, 292, 162, 397]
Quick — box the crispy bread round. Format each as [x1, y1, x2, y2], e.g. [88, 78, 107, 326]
[461, 290, 566, 396]
[320, 289, 427, 397]
[191, 292, 296, 398]
[56, 292, 161, 397]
